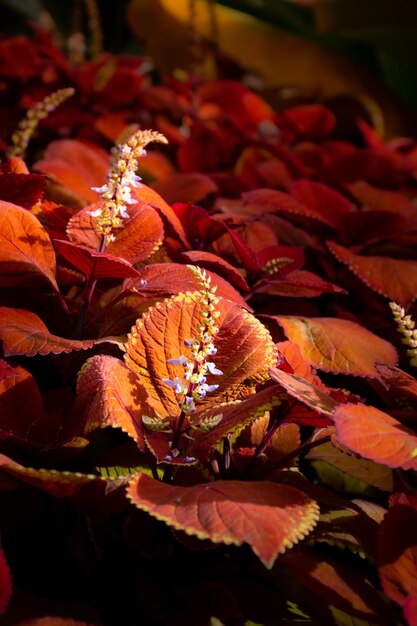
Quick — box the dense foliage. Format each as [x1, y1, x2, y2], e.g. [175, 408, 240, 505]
[0, 16, 417, 626]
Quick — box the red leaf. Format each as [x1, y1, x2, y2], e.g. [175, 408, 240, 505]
[54, 239, 140, 279]
[375, 364, 417, 405]
[16, 616, 94, 626]
[254, 269, 346, 298]
[0, 307, 118, 356]
[152, 172, 218, 205]
[273, 316, 397, 377]
[269, 366, 337, 417]
[125, 292, 276, 418]
[181, 250, 250, 292]
[75, 355, 147, 449]
[67, 196, 164, 265]
[127, 474, 319, 568]
[0, 546, 12, 618]
[0, 200, 57, 290]
[189, 385, 285, 461]
[243, 189, 335, 227]
[123, 263, 250, 309]
[349, 180, 416, 219]
[282, 104, 335, 139]
[0, 171, 46, 209]
[328, 241, 417, 307]
[334, 403, 417, 470]
[34, 139, 110, 204]
[404, 596, 417, 626]
[291, 180, 353, 230]
[199, 80, 275, 132]
[377, 503, 417, 605]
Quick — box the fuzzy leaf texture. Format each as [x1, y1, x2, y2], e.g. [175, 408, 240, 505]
[334, 404, 417, 470]
[328, 241, 417, 308]
[0, 307, 117, 357]
[273, 316, 397, 377]
[0, 200, 57, 290]
[124, 291, 277, 418]
[75, 355, 148, 449]
[127, 473, 319, 568]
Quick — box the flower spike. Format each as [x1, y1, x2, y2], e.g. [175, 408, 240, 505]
[390, 302, 417, 368]
[7, 87, 75, 159]
[88, 129, 168, 246]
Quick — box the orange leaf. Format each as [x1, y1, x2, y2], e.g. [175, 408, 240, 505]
[0, 307, 118, 356]
[67, 196, 164, 265]
[273, 316, 397, 377]
[269, 366, 338, 416]
[34, 139, 110, 203]
[283, 549, 391, 621]
[181, 251, 250, 293]
[334, 403, 417, 470]
[124, 263, 250, 309]
[152, 172, 218, 205]
[133, 184, 189, 248]
[54, 239, 140, 279]
[328, 241, 417, 308]
[0, 200, 57, 290]
[125, 292, 277, 418]
[0, 546, 12, 618]
[75, 355, 147, 449]
[189, 384, 285, 461]
[377, 503, 417, 605]
[291, 180, 354, 230]
[127, 474, 319, 568]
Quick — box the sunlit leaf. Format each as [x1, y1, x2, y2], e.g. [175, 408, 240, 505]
[125, 291, 277, 417]
[34, 138, 110, 204]
[127, 473, 319, 568]
[334, 403, 417, 470]
[67, 196, 164, 265]
[272, 316, 397, 377]
[75, 355, 147, 449]
[328, 241, 417, 307]
[0, 200, 57, 290]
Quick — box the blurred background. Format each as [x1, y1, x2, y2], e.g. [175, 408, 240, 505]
[1, 0, 417, 137]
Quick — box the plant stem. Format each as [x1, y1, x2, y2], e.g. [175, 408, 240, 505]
[274, 435, 332, 470]
[242, 400, 295, 478]
[72, 235, 106, 339]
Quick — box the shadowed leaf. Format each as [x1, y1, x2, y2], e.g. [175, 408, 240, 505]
[377, 503, 417, 605]
[54, 239, 140, 279]
[127, 473, 319, 568]
[0, 546, 12, 618]
[0, 307, 119, 356]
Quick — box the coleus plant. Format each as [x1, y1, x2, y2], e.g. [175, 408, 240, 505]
[0, 28, 417, 626]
